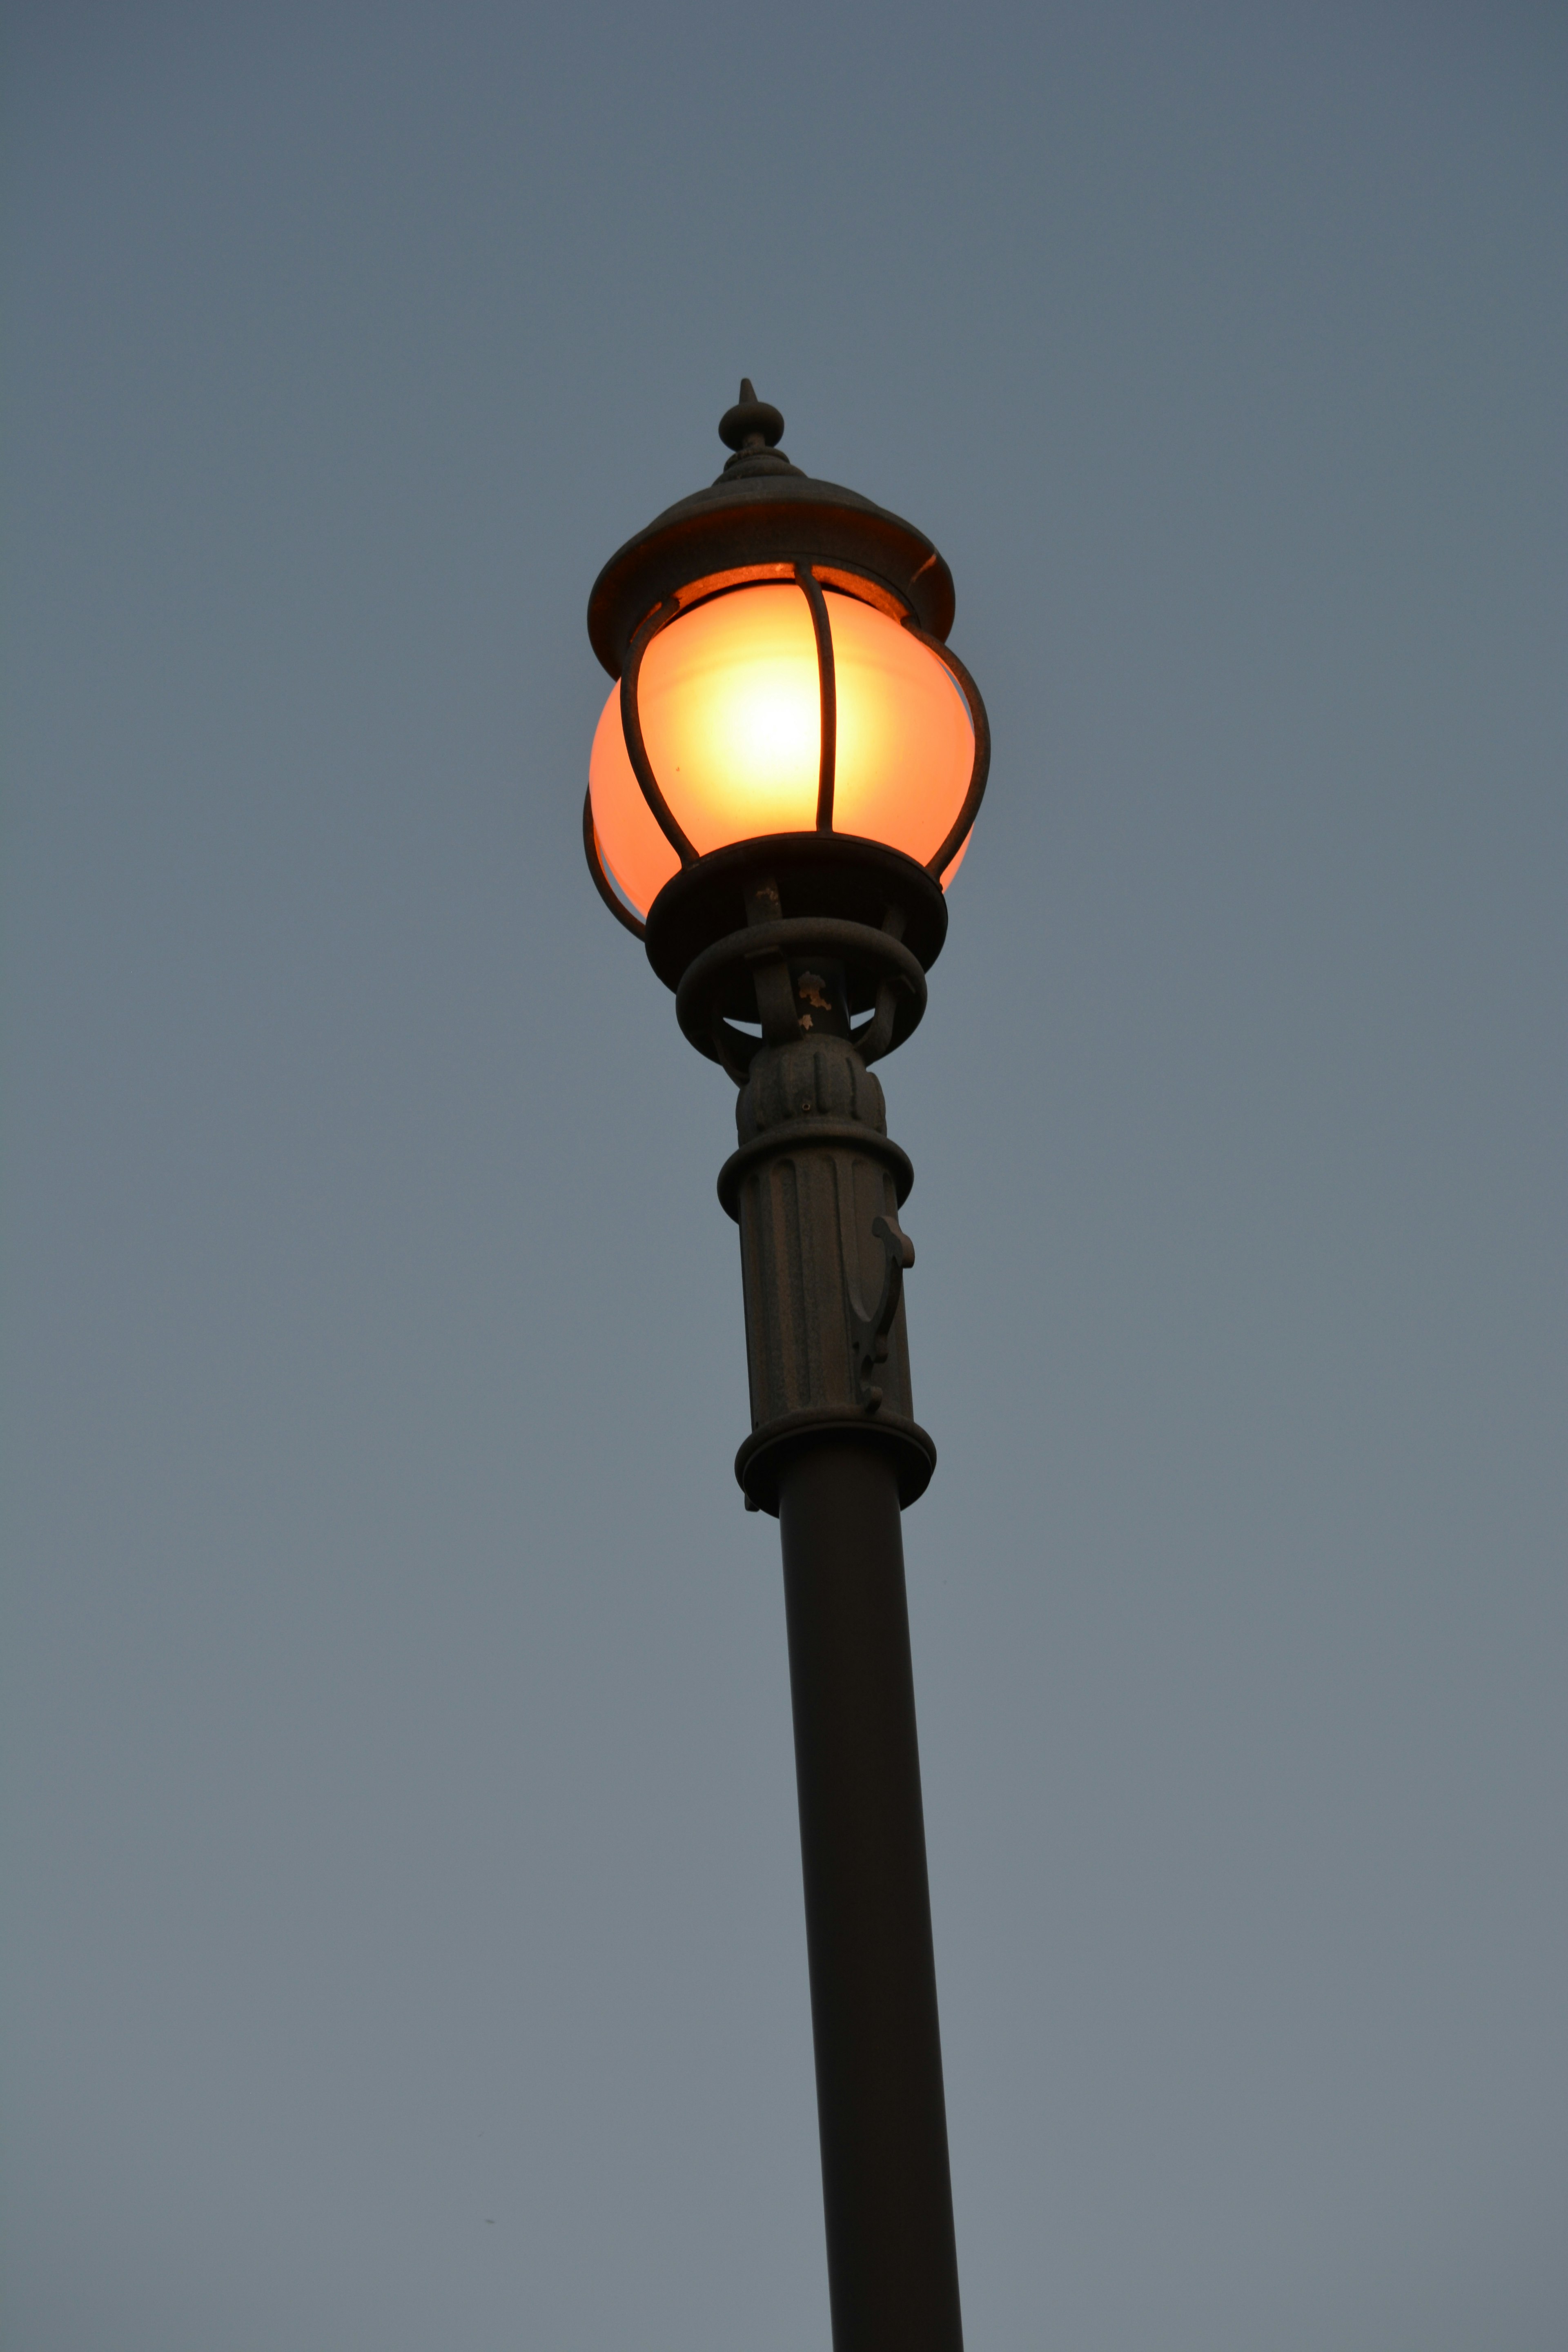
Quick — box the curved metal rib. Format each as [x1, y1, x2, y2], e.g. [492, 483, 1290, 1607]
[676, 912, 928, 1078]
[847, 977, 900, 1064]
[795, 564, 837, 832]
[901, 618, 992, 880]
[581, 786, 647, 939]
[621, 598, 699, 867]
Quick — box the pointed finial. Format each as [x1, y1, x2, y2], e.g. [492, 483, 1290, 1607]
[719, 379, 786, 456]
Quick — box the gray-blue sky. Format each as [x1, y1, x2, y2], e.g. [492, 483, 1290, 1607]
[2, 4, 1563, 2345]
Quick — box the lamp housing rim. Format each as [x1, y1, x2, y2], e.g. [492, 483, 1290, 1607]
[642, 831, 948, 1001]
[588, 470, 956, 679]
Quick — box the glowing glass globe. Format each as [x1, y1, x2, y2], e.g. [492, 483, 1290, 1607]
[589, 579, 976, 920]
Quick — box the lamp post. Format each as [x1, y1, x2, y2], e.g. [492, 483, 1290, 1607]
[583, 383, 989, 2352]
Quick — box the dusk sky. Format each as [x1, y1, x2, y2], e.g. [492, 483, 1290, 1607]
[2, 6, 1564, 2347]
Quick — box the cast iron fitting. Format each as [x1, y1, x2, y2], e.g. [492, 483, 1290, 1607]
[721, 1030, 935, 1517]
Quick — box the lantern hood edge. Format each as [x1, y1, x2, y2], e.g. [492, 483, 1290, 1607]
[587, 470, 958, 679]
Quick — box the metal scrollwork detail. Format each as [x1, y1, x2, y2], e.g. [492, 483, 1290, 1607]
[850, 1213, 915, 1412]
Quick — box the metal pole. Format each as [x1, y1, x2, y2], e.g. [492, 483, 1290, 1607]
[778, 1439, 964, 2352]
[712, 922, 963, 2350]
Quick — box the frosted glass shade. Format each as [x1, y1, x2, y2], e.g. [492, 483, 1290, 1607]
[589, 583, 975, 918]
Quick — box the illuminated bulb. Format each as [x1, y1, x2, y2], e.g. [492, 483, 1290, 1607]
[589, 582, 975, 919]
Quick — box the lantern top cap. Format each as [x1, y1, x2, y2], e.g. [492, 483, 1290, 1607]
[586, 379, 957, 678]
[717, 378, 788, 464]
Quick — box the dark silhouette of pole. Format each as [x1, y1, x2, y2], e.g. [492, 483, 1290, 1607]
[717, 936, 962, 2352]
[780, 1440, 963, 2352]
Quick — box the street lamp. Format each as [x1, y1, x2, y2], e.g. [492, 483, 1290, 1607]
[583, 382, 990, 2352]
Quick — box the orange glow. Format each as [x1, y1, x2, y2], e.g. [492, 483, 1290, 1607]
[589, 583, 975, 918]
